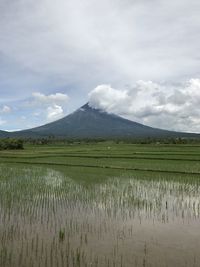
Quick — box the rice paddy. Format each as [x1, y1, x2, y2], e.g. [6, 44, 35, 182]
[0, 143, 200, 267]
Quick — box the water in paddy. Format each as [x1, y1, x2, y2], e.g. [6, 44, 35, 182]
[0, 164, 200, 267]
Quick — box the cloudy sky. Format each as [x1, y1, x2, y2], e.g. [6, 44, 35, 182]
[0, 0, 200, 132]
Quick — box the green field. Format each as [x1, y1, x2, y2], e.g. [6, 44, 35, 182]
[1, 143, 200, 175]
[0, 143, 200, 267]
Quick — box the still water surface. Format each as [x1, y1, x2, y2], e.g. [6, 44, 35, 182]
[0, 165, 200, 267]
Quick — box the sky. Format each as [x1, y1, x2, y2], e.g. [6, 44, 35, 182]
[0, 0, 200, 132]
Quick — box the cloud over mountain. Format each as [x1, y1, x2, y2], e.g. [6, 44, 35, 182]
[89, 79, 200, 132]
[0, 0, 200, 131]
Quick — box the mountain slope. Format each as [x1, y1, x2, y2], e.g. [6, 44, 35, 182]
[0, 130, 8, 138]
[7, 103, 200, 139]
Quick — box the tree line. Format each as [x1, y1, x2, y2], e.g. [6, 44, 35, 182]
[19, 137, 200, 145]
[0, 138, 24, 150]
[1, 136, 200, 149]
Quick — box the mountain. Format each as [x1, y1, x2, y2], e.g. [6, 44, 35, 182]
[0, 130, 8, 138]
[2, 103, 199, 139]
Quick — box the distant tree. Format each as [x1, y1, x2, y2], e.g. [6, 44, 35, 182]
[0, 138, 24, 150]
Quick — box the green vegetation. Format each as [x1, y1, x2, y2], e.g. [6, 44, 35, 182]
[0, 142, 200, 175]
[22, 136, 200, 145]
[0, 138, 24, 150]
[0, 143, 200, 266]
[59, 229, 65, 242]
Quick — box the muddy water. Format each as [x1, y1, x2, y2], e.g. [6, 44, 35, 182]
[0, 165, 200, 267]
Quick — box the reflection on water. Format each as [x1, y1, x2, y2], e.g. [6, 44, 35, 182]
[44, 170, 64, 188]
[0, 165, 200, 267]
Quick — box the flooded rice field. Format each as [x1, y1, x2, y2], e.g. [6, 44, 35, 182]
[0, 164, 200, 267]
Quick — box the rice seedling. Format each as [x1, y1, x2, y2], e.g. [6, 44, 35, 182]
[0, 144, 200, 266]
[59, 229, 65, 242]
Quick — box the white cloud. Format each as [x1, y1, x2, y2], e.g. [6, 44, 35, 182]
[89, 85, 128, 113]
[6, 129, 22, 132]
[29, 92, 69, 121]
[0, 0, 200, 96]
[32, 92, 69, 105]
[88, 79, 200, 133]
[0, 105, 11, 114]
[47, 104, 64, 121]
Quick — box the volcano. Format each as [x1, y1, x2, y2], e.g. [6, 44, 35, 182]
[1, 103, 199, 139]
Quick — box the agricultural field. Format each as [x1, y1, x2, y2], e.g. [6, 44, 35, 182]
[0, 143, 200, 267]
